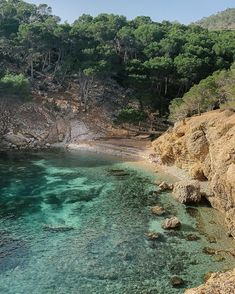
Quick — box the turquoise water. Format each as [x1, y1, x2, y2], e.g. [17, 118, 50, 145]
[0, 150, 234, 294]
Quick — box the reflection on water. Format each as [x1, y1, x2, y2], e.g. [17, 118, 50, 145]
[0, 150, 234, 294]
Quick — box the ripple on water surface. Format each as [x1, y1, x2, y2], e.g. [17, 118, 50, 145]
[0, 150, 234, 294]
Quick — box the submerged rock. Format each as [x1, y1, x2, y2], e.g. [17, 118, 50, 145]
[145, 232, 161, 241]
[203, 247, 216, 255]
[171, 276, 184, 287]
[150, 205, 166, 215]
[161, 217, 181, 230]
[43, 225, 74, 233]
[185, 234, 200, 241]
[108, 169, 130, 177]
[173, 180, 201, 204]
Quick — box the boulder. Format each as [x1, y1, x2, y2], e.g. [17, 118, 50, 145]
[161, 217, 181, 229]
[171, 276, 184, 288]
[159, 181, 174, 191]
[145, 232, 161, 241]
[150, 206, 166, 215]
[173, 180, 201, 204]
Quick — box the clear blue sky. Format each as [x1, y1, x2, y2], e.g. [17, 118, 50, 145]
[27, 0, 235, 24]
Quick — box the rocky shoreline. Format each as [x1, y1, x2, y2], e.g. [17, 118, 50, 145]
[1, 108, 235, 293]
[151, 109, 235, 293]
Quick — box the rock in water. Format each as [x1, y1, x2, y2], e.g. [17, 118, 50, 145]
[145, 232, 161, 241]
[158, 181, 174, 191]
[171, 276, 184, 287]
[173, 180, 201, 203]
[161, 217, 181, 229]
[150, 205, 166, 215]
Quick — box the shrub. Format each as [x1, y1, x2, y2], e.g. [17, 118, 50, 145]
[169, 67, 233, 121]
[0, 73, 31, 100]
[116, 107, 147, 123]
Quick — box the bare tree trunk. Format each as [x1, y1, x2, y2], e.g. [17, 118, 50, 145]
[42, 53, 48, 72]
[197, 103, 201, 116]
[164, 77, 168, 96]
[78, 71, 94, 112]
[30, 56, 34, 79]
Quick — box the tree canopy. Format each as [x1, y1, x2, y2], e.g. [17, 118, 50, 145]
[1, 0, 235, 114]
[169, 62, 235, 121]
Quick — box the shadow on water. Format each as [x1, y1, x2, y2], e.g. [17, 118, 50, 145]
[0, 230, 28, 273]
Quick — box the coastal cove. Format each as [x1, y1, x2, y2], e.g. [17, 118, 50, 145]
[0, 149, 234, 294]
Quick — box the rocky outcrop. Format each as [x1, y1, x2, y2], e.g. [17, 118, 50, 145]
[173, 180, 201, 203]
[153, 109, 235, 238]
[0, 103, 69, 150]
[185, 269, 235, 294]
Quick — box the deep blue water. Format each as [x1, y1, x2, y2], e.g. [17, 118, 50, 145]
[0, 150, 234, 294]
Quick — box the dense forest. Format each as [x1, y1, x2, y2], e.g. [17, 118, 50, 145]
[195, 8, 235, 31]
[1, 0, 235, 116]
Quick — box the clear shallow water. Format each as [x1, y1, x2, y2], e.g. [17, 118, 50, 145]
[0, 150, 234, 294]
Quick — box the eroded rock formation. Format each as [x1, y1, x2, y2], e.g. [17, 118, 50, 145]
[173, 180, 201, 203]
[153, 109, 235, 238]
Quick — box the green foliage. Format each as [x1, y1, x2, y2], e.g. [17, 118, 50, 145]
[1, 1, 235, 115]
[0, 73, 31, 100]
[116, 108, 147, 124]
[169, 62, 235, 121]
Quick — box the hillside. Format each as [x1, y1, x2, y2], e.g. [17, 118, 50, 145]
[195, 8, 235, 30]
[1, 1, 235, 118]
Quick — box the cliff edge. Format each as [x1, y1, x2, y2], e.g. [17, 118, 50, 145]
[153, 109, 235, 293]
[153, 109, 235, 237]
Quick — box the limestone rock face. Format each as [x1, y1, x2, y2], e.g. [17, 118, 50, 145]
[184, 269, 235, 294]
[173, 180, 201, 203]
[153, 109, 235, 238]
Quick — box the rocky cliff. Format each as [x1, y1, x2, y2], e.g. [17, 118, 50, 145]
[153, 109, 235, 237]
[153, 109, 235, 293]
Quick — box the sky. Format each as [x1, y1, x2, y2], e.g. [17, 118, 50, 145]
[27, 0, 235, 24]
